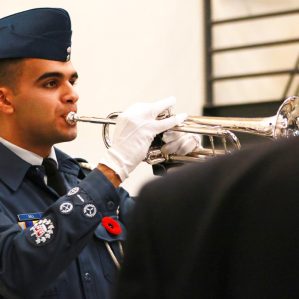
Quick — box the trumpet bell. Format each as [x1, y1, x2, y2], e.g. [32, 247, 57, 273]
[274, 95, 299, 138]
[187, 96, 299, 139]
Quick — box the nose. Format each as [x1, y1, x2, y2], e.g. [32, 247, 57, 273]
[61, 83, 79, 104]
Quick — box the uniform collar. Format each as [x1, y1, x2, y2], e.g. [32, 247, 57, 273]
[0, 142, 82, 191]
[54, 147, 83, 176]
[0, 137, 57, 165]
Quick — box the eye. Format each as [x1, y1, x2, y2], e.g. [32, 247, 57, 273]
[70, 78, 78, 86]
[44, 80, 58, 88]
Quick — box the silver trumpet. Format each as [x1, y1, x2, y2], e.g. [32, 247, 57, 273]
[66, 96, 299, 165]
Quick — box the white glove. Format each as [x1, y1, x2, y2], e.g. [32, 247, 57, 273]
[99, 96, 187, 181]
[161, 131, 201, 156]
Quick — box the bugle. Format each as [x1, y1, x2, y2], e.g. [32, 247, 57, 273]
[66, 96, 299, 164]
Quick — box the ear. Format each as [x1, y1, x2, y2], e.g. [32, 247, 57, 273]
[0, 87, 14, 114]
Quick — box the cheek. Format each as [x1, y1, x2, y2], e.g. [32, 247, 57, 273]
[15, 89, 56, 110]
[13, 91, 61, 128]
[16, 104, 55, 129]
[22, 99, 56, 119]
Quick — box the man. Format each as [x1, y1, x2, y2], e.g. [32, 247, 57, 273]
[114, 136, 299, 299]
[0, 7, 198, 299]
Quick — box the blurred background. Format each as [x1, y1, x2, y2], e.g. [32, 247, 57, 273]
[1, 0, 299, 195]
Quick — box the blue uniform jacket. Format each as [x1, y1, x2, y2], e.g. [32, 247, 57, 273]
[0, 143, 135, 299]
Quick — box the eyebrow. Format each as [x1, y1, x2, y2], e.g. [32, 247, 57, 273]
[35, 71, 79, 82]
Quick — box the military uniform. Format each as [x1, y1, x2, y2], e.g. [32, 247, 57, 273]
[0, 7, 137, 298]
[0, 142, 134, 298]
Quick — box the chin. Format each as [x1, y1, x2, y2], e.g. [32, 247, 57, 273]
[66, 132, 78, 141]
[58, 129, 78, 143]
[55, 135, 77, 145]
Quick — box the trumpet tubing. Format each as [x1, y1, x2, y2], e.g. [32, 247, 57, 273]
[65, 96, 299, 164]
[66, 111, 117, 125]
[186, 116, 276, 137]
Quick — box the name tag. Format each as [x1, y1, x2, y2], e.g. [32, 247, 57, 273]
[17, 212, 43, 222]
[17, 212, 43, 230]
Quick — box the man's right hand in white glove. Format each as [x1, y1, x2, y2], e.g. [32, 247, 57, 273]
[98, 96, 186, 182]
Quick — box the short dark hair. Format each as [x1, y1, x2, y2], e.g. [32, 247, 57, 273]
[0, 58, 24, 93]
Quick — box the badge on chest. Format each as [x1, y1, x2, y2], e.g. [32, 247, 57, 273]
[17, 212, 43, 229]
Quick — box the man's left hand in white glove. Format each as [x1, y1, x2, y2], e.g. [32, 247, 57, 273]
[161, 131, 201, 156]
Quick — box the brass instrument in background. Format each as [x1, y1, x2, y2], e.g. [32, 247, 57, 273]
[66, 96, 299, 165]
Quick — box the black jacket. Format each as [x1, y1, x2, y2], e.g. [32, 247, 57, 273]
[115, 137, 299, 299]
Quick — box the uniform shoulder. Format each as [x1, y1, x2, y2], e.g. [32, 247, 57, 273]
[74, 158, 95, 175]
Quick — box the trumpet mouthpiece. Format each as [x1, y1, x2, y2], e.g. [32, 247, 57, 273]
[66, 111, 78, 125]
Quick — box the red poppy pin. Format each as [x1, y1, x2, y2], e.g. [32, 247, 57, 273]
[102, 217, 122, 235]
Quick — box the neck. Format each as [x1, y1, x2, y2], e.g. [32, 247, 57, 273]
[0, 134, 52, 158]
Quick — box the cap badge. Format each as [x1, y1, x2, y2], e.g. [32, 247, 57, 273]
[66, 46, 71, 61]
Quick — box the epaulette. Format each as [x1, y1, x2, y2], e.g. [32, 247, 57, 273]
[78, 161, 94, 171]
[74, 158, 95, 177]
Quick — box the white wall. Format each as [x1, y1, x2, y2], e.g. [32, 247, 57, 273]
[1, 1, 204, 195]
